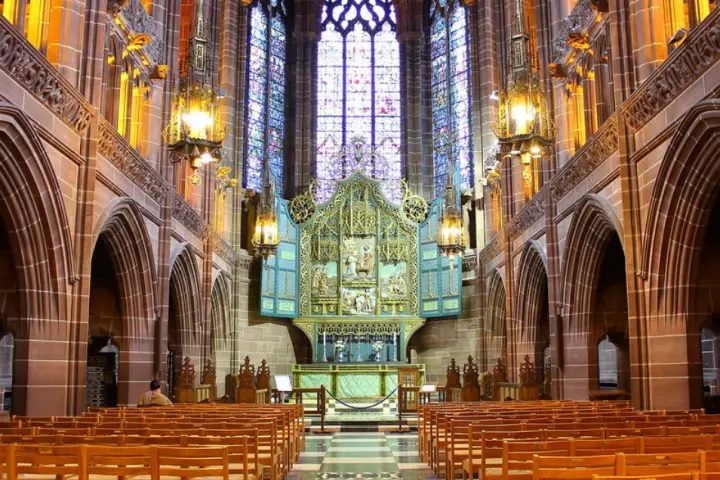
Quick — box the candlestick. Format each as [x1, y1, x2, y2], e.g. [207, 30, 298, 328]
[322, 331, 327, 363]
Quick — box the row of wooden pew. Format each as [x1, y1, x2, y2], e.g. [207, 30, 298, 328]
[0, 443, 256, 480]
[0, 403, 306, 480]
[419, 400, 720, 479]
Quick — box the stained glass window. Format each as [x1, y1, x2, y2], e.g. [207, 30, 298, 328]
[316, 0, 401, 203]
[244, 0, 287, 192]
[431, 0, 473, 197]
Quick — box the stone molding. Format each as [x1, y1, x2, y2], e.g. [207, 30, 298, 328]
[623, 7, 720, 132]
[172, 193, 209, 240]
[478, 234, 504, 266]
[237, 254, 254, 271]
[462, 254, 478, 272]
[506, 190, 546, 240]
[111, 0, 166, 67]
[551, 0, 597, 64]
[212, 232, 238, 265]
[97, 118, 169, 203]
[549, 114, 619, 202]
[0, 16, 93, 135]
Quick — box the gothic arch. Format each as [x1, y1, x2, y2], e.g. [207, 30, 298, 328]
[169, 244, 202, 351]
[91, 197, 158, 348]
[515, 241, 550, 379]
[485, 269, 507, 366]
[210, 275, 230, 354]
[515, 241, 549, 345]
[561, 193, 624, 335]
[642, 100, 720, 323]
[0, 105, 76, 414]
[640, 100, 720, 408]
[0, 104, 74, 332]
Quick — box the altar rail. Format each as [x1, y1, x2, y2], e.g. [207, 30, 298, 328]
[274, 386, 326, 432]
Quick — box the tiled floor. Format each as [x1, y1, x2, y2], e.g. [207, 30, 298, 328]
[288, 432, 437, 480]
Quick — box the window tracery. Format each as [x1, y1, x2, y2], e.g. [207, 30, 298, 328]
[430, 0, 473, 197]
[316, 0, 401, 203]
[243, 0, 287, 193]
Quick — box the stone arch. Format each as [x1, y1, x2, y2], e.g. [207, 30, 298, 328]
[560, 193, 628, 399]
[515, 240, 550, 382]
[561, 194, 624, 334]
[167, 243, 202, 395]
[0, 104, 74, 331]
[485, 269, 507, 368]
[92, 197, 158, 346]
[641, 100, 720, 408]
[0, 104, 75, 414]
[210, 274, 232, 394]
[88, 198, 158, 405]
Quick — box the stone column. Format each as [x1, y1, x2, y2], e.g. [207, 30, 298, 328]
[630, 0, 667, 83]
[289, 0, 322, 195]
[395, 0, 428, 198]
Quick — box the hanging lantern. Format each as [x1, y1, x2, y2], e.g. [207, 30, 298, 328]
[252, 155, 280, 261]
[435, 127, 465, 263]
[162, 0, 226, 184]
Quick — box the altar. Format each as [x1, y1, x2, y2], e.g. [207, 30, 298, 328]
[293, 363, 425, 400]
[257, 160, 464, 400]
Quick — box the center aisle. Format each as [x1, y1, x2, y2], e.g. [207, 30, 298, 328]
[288, 432, 436, 479]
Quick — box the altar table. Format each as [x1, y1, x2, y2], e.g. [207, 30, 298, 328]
[292, 363, 425, 400]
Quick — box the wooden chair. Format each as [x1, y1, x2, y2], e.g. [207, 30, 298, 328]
[503, 440, 573, 480]
[533, 454, 617, 480]
[86, 445, 158, 480]
[640, 435, 713, 454]
[616, 452, 703, 476]
[15, 444, 87, 479]
[156, 446, 230, 480]
[571, 437, 642, 456]
[0, 444, 15, 480]
[593, 474, 698, 480]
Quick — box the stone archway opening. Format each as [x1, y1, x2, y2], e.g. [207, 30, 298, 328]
[693, 201, 720, 407]
[167, 284, 180, 401]
[0, 215, 17, 413]
[86, 235, 123, 408]
[591, 232, 630, 395]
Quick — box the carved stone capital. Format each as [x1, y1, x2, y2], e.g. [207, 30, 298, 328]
[551, 0, 597, 64]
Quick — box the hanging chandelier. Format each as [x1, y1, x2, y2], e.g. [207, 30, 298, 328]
[162, 0, 226, 186]
[252, 148, 280, 261]
[435, 127, 465, 262]
[491, 0, 554, 157]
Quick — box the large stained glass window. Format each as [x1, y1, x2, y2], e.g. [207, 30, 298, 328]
[316, 0, 401, 203]
[430, 0, 473, 197]
[244, 0, 287, 192]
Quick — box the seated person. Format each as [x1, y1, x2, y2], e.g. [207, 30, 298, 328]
[137, 379, 172, 407]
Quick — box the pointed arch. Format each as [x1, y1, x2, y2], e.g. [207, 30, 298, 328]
[515, 240, 549, 343]
[642, 100, 720, 324]
[485, 269, 507, 365]
[169, 244, 202, 351]
[92, 197, 158, 348]
[561, 194, 624, 335]
[0, 103, 74, 330]
[0, 103, 75, 415]
[640, 100, 720, 408]
[210, 275, 230, 354]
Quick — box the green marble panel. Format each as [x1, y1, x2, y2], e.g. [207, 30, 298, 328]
[386, 373, 398, 397]
[301, 373, 332, 390]
[338, 373, 381, 398]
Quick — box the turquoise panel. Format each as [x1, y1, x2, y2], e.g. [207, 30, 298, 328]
[418, 198, 462, 318]
[386, 373, 399, 398]
[261, 198, 300, 318]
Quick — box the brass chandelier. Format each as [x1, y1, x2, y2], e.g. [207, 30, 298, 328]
[163, 0, 226, 186]
[435, 127, 465, 263]
[252, 147, 281, 261]
[491, 0, 554, 157]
